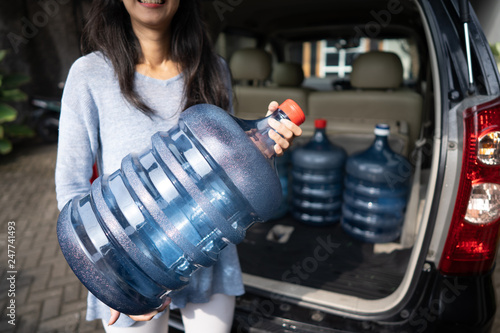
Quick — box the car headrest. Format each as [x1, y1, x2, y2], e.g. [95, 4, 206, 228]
[229, 48, 272, 81]
[272, 63, 305, 87]
[350, 51, 403, 89]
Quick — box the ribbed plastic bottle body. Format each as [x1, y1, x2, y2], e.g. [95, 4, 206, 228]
[271, 152, 291, 220]
[341, 125, 411, 243]
[57, 101, 305, 315]
[291, 122, 347, 225]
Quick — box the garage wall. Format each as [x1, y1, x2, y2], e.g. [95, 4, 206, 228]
[0, 1, 91, 117]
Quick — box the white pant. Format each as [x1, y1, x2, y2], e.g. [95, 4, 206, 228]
[103, 294, 235, 333]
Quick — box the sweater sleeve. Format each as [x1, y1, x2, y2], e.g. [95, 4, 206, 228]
[55, 57, 100, 211]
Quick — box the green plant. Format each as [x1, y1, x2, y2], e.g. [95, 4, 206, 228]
[0, 50, 34, 154]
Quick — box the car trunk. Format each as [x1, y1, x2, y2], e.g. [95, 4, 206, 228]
[237, 129, 432, 302]
[211, 0, 441, 315]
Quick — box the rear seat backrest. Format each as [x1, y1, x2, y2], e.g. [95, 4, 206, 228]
[230, 48, 272, 86]
[230, 48, 273, 118]
[350, 51, 403, 89]
[307, 51, 422, 152]
[267, 62, 309, 115]
[230, 49, 309, 119]
[272, 62, 305, 87]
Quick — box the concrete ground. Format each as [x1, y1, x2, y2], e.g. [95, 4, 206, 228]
[0, 141, 499, 332]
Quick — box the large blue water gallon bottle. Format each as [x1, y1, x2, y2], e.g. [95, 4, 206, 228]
[341, 124, 411, 243]
[270, 151, 291, 220]
[291, 119, 347, 225]
[57, 100, 305, 315]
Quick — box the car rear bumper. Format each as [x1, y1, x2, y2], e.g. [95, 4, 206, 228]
[232, 265, 496, 333]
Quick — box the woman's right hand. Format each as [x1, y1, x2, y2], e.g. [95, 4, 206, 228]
[108, 297, 171, 326]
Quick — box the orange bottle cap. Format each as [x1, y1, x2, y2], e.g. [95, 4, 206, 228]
[279, 99, 306, 126]
[315, 119, 327, 129]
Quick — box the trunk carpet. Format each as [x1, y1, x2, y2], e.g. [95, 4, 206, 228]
[237, 215, 412, 300]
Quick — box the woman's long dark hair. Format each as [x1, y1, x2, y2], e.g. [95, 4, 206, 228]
[81, 0, 230, 114]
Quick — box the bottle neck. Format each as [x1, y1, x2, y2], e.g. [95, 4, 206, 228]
[372, 134, 390, 151]
[233, 109, 290, 160]
[312, 127, 327, 142]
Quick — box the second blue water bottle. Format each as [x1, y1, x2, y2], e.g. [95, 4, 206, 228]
[291, 119, 346, 225]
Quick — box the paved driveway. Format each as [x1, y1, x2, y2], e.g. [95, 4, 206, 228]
[0, 142, 104, 333]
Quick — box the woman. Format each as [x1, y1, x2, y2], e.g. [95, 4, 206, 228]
[55, 0, 302, 332]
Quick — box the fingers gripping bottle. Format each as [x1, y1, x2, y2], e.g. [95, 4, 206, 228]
[341, 124, 412, 243]
[57, 100, 305, 315]
[291, 119, 347, 225]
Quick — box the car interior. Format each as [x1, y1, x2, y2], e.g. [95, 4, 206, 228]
[200, 0, 438, 311]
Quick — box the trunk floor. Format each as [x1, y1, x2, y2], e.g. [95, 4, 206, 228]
[237, 214, 412, 300]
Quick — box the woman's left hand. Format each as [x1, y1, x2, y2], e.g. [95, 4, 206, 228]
[108, 297, 171, 326]
[266, 101, 303, 156]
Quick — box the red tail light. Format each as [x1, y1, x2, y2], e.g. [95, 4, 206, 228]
[439, 97, 500, 275]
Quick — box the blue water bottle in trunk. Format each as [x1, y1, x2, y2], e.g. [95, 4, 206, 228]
[341, 124, 411, 243]
[291, 119, 346, 225]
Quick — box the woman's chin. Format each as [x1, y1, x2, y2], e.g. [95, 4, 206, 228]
[123, 0, 178, 31]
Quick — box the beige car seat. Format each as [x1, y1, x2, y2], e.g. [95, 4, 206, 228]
[230, 48, 309, 119]
[307, 51, 422, 154]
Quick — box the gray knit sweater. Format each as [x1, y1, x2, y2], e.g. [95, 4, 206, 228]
[55, 52, 244, 327]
